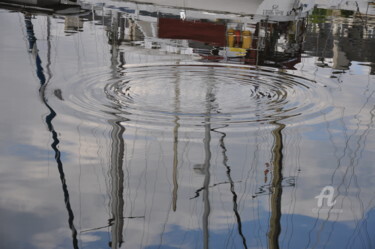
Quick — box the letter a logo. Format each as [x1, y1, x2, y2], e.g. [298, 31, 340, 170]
[315, 186, 336, 208]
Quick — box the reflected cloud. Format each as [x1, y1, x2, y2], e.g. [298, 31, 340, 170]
[144, 208, 375, 249]
[0, 0, 375, 249]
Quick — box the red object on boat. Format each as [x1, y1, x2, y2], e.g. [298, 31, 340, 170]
[158, 18, 226, 47]
[235, 30, 241, 46]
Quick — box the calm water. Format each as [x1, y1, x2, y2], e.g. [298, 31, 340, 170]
[1, 1, 375, 249]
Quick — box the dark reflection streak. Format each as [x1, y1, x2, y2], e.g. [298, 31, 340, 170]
[48, 109, 79, 249]
[241, 125, 262, 248]
[140, 135, 149, 249]
[77, 122, 83, 249]
[268, 121, 285, 249]
[214, 129, 248, 249]
[280, 132, 294, 249]
[153, 72, 183, 249]
[24, 14, 79, 249]
[74, 19, 84, 247]
[108, 119, 125, 249]
[255, 138, 263, 249]
[107, 19, 127, 248]
[190, 181, 241, 199]
[190, 187, 205, 199]
[201, 80, 213, 249]
[202, 120, 211, 249]
[46, 17, 52, 85]
[172, 72, 180, 212]
[80, 217, 144, 234]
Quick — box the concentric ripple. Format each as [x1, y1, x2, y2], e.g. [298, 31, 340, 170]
[64, 63, 331, 130]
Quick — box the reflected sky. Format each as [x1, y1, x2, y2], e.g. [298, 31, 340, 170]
[0, 1, 375, 249]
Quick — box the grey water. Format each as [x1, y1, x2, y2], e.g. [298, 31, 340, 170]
[0, 0, 375, 249]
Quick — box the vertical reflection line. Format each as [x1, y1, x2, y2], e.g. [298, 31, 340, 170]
[108, 17, 125, 247]
[172, 71, 180, 212]
[268, 121, 285, 249]
[77, 120, 83, 249]
[216, 129, 248, 249]
[253, 127, 263, 249]
[287, 130, 301, 249]
[24, 14, 79, 249]
[108, 119, 125, 249]
[46, 16, 52, 84]
[202, 81, 213, 249]
[46, 15, 52, 179]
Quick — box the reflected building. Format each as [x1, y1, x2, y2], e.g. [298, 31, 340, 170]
[85, 1, 375, 72]
[86, 1, 308, 69]
[304, 7, 375, 72]
[64, 16, 83, 34]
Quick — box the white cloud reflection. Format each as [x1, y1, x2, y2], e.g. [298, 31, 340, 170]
[1, 2, 375, 249]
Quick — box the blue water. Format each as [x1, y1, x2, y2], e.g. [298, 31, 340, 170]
[0, 1, 375, 248]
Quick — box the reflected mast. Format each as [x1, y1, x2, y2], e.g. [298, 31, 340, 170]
[24, 13, 79, 249]
[202, 82, 213, 249]
[108, 119, 125, 249]
[268, 121, 285, 249]
[172, 73, 180, 212]
[108, 14, 126, 248]
[217, 130, 248, 249]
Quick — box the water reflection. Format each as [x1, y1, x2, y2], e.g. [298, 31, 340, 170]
[304, 7, 375, 73]
[108, 119, 125, 249]
[216, 129, 248, 248]
[24, 13, 79, 249]
[98, 1, 307, 68]
[268, 122, 285, 249]
[0, 0, 375, 249]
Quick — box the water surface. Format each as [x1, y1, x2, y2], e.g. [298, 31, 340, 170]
[0, 1, 375, 249]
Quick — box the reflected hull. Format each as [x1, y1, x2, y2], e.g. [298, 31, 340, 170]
[0, 0, 60, 6]
[0, 0, 87, 15]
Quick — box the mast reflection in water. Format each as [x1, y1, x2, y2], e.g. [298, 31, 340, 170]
[24, 12, 79, 249]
